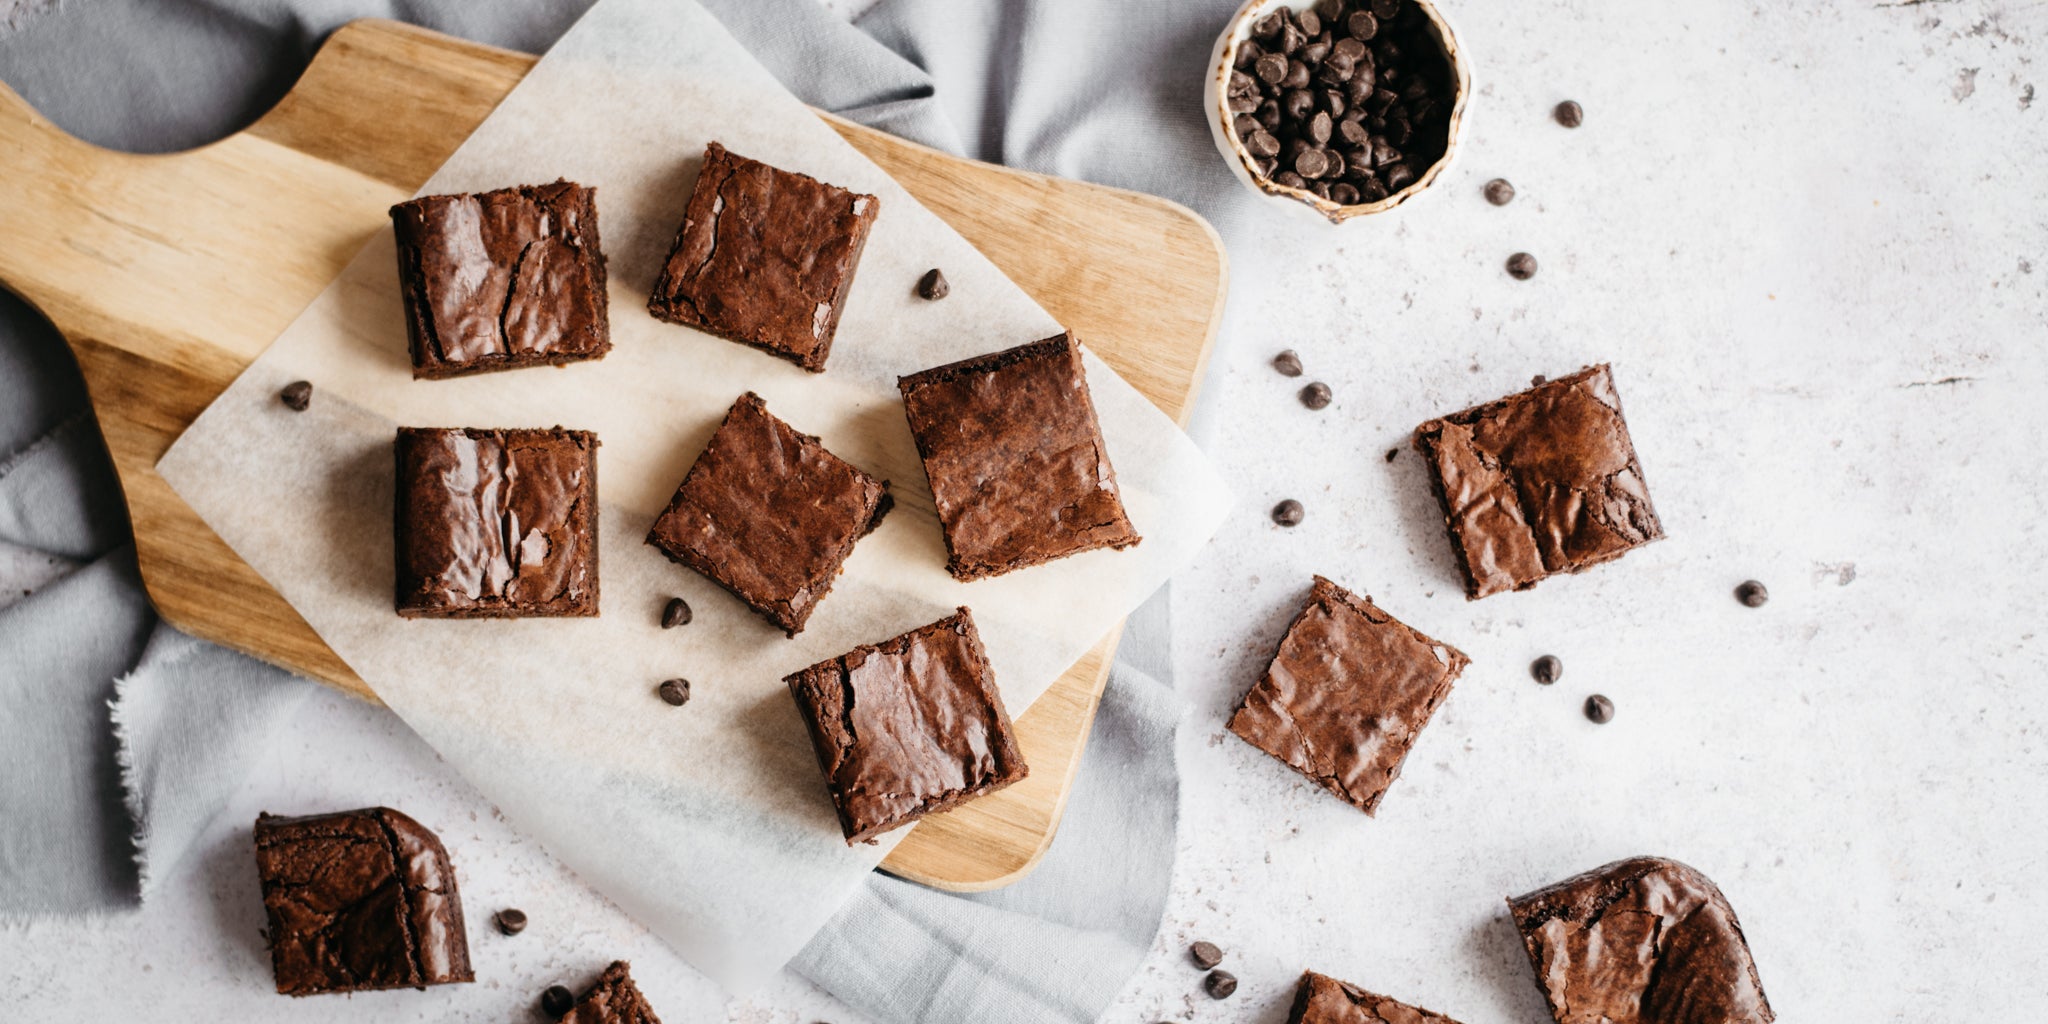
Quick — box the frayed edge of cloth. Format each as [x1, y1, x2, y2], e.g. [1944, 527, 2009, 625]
[0, 0, 64, 36]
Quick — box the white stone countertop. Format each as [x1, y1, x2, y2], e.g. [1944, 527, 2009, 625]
[4, 0, 2045, 1021]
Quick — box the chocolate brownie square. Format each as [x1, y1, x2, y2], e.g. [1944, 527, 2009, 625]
[554, 961, 665, 1024]
[647, 142, 878, 372]
[390, 180, 610, 379]
[1228, 576, 1467, 815]
[1507, 857, 1774, 1024]
[645, 393, 888, 636]
[897, 331, 1141, 580]
[253, 807, 473, 996]
[394, 427, 599, 618]
[1412, 365, 1663, 599]
[785, 608, 1028, 844]
[1287, 970, 1466, 1024]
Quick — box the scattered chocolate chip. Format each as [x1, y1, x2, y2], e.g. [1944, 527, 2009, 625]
[1584, 694, 1615, 724]
[1506, 252, 1539, 280]
[1299, 381, 1333, 410]
[279, 380, 312, 412]
[1385, 447, 1399, 462]
[661, 597, 693, 629]
[1272, 349, 1304, 377]
[1531, 374, 1548, 386]
[658, 678, 692, 707]
[494, 908, 528, 936]
[1531, 655, 1562, 685]
[1190, 940, 1224, 969]
[541, 984, 576, 1017]
[1555, 99, 1584, 128]
[1484, 178, 1516, 206]
[1205, 970, 1239, 999]
[1272, 499, 1305, 527]
[916, 268, 950, 300]
[1736, 580, 1770, 608]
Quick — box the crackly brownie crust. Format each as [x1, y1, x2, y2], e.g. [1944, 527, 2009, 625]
[1287, 970, 1466, 1024]
[556, 960, 665, 1024]
[391, 180, 611, 380]
[253, 807, 473, 996]
[897, 331, 1141, 580]
[394, 427, 599, 618]
[1507, 857, 1774, 1024]
[785, 608, 1027, 844]
[646, 393, 888, 636]
[1228, 576, 1467, 815]
[647, 142, 878, 372]
[1412, 365, 1663, 599]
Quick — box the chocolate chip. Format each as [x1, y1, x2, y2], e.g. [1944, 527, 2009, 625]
[1283, 89, 1315, 121]
[658, 678, 692, 706]
[1359, 177, 1390, 202]
[1384, 162, 1418, 191]
[1555, 99, 1584, 127]
[1484, 178, 1516, 206]
[1531, 655, 1562, 685]
[1235, 40, 1264, 70]
[1205, 970, 1238, 999]
[1234, 113, 1261, 136]
[1322, 89, 1347, 118]
[1253, 11, 1284, 39]
[1257, 99, 1282, 130]
[661, 597, 693, 628]
[1506, 252, 1539, 280]
[1190, 940, 1224, 969]
[1304, 111, 1332, 146]
[1348, 10, 1379, 39]
[1272, 499, 1305, 527]
[1297, 9, 1322, 37]
[279, 381, 312, 412]
[1300, 381, 1333, 410]
[1532, 374, 1548, 385]
[494, 908, 528, 936]
[1302, 38, 1331, 65]
[1385, 447, 1399, 462]
[1330, 182, 1360, 205]
[1272, 349, 1304, 377]
[1283, 59, 1311, 89]
[1246, 130, 1281, 158]
[541, 985, 576, 1017]
[1332, 36, 1367, 64]
[1226, 93, 1259, 114]
[1295, 148, 1330, 179]
[1255, 52, 1288, 85]
[1735, 580, 1770, 608]
[1274, 171, 1308, 189]
[1584, 695, 1615, 724]
[1372, 0, 1401, 18]
[1338, 118, 1370, 147]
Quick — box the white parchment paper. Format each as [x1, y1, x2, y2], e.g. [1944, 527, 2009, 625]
[156, 0, 1228, 992]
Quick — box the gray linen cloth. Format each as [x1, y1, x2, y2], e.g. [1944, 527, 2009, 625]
[0, 1, 1238, 1020]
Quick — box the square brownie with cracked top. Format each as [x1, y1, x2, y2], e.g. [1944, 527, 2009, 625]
[390, 180, 610, 379]
[897, 331, 1141, 581]
[785, 608, 1027, 844]
[1412, 364, 1663, 599]
[1507, 857, 1774, 1024]
[1287, 970, 1466, 1024]
[647, 142, 878, 372]
[253, 807, 473, 996]
[394, 427, 599, 618]
[1228, 576, 1467, 816]
[645, 392, 889, 636]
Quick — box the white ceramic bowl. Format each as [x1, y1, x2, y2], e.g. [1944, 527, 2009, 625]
[1205, 0, 1472, 224]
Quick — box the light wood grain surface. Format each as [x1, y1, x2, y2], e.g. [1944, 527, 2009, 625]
[0, 19, 1224, 891]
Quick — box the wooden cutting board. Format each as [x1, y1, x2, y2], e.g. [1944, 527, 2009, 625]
[0, 19, 1224, 892]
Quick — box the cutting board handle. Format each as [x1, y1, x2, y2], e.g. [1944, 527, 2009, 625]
[0, 80, 118, 320]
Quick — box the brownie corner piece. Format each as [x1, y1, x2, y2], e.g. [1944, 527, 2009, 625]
[394, 426, 600, 619]
[1507, 857, 1773, 1024]
[1411, 364, 1663, 599]
[1288, 970, 1466, 1024]
[645, 393, 888, 636]
[253, 806, 473, 996]
[558, 960, 665, 1024]
[1227, 575, 1467, 816]
[390, 180, 610, 380]
[647, 142, 879, 372]
[784, 608, 1027, 844]
[897, 331, 1141, 580]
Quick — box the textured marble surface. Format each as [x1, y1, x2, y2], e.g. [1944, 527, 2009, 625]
[5, 0, 2046, 1021]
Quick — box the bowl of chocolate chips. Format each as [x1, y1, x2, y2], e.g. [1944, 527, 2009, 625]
[1207, 0, 1470, 223]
